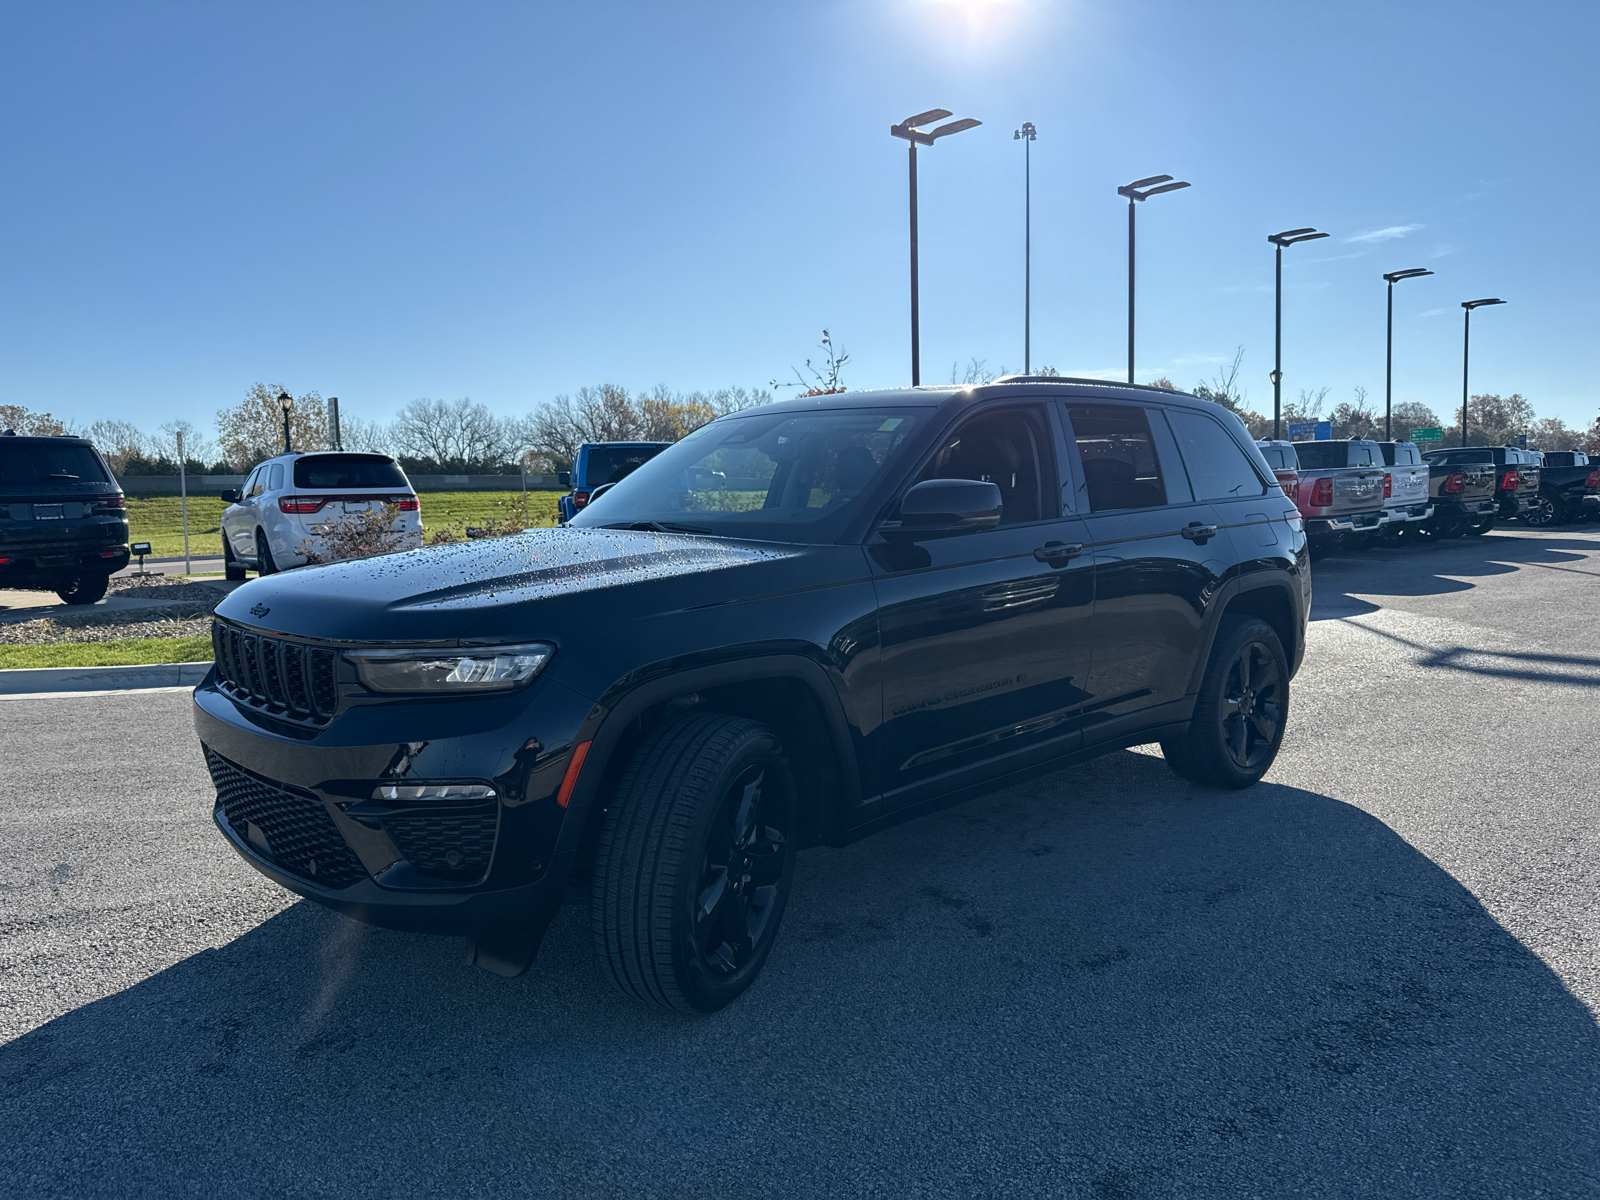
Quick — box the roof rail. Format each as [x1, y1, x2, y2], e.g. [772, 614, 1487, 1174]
[989, 374, 1183, 393]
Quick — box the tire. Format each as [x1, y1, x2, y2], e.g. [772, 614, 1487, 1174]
[1466, 516, 1495, 536]
[1522, 494, 1557, 527]
[55, 572, 110, 606]
[255, 529, 278, 575]
[592, 712, 799, 1014]
[1160, 615, 1289, 790]
[223, 537, 247, 581]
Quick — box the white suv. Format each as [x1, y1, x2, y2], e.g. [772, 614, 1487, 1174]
[220, 452, 423, 578]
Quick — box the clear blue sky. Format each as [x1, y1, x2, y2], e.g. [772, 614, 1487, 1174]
[1, 0, 1594, 434]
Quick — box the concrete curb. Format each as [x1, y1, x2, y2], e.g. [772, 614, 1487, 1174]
[0, 661, 212, 695]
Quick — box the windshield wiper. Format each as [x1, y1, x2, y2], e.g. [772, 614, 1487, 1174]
[44, 472, 80, 480]
[600, 520, 712, 535]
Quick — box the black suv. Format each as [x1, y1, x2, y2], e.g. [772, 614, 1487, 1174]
[194, 380, 1309, 1012]
[0, 432, 130, 603]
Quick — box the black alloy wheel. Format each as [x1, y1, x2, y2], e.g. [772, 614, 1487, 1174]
[592, 712, 798, 1013]
[1161, 615, 1289, 789]
[55, 572, 110, 606]
[255, 529, 279, 575]
[1522, 494, 1558, 527]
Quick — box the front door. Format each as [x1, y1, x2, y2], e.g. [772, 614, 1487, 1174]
[870, 403, 1096, 805]
[1060, 402, 1231, 728]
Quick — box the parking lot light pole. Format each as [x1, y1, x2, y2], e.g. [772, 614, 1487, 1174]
[1383, 269, 1433, 440]
[1117, 174, 1190, 384]
[1014, 122, 1036, 373]
[1267, 228, 1330, 439]
[891, 109, 982, 386]
[1460, 298, 1507, 446]
[278, 390, 293, 454]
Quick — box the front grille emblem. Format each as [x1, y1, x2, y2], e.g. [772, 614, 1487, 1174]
[249, 602, 271, 618]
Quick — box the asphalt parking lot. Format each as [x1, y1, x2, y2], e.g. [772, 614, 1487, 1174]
[3, 527, 1599, 1198]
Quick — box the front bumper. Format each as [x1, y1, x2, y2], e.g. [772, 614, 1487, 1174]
[193, 668, 597, 942]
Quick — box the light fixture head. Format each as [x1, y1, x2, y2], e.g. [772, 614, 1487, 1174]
[1268, 228, 1329, 247]
[1118, 175, 1190, 201]
[1384, 268, 1434, 283]
[929, 117, 981, 140]
[1015, 121, 1036, 141]
[277, 390, 293, 411]
[1462, 297, 1506, 310]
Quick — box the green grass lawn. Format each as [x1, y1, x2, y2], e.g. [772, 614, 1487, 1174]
[126, 490, 563, 558]
[0, 636, 214, 669]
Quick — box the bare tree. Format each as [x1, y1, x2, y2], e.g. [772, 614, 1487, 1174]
[949, 357, 1007, 385]
[337, 414, 395, 456]
[83, 420, 149, 473]
[521, 383, 771, 474]
[1192, 347, 1269, 436]
[774, 329, 849, 395]
[390, 397, 519, 472]
[1328, 386, 1378, 440]
[216, 384, 327, 470]
[152, 419, 215, 467]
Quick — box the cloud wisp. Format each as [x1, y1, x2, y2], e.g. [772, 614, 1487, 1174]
[1345, 224, 1424, 244]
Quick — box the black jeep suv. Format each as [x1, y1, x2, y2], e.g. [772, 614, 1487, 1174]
[194, 380, 1309, 1012]
[0, 432, 130, 603]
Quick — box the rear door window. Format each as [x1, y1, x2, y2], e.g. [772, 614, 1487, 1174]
[1066, 405, 1169, 512]
[245, 468, 265, 499]
[293, 455, 408, 489]
[1166, 410, 1268, 501]
[0, 442, 110, 487]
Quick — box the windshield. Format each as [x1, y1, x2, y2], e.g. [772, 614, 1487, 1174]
[570, 407, 927, 542]
[0, 442, 111, 487]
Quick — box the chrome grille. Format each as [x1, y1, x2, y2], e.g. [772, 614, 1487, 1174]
[211, 621, 339, 726]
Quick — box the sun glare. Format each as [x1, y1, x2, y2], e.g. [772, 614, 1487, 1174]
[918, 0, 1035, 45]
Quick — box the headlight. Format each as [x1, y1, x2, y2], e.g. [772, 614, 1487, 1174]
[346, 642, 554, 693]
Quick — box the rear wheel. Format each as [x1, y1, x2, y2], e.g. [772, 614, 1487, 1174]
[592, 712, 798, 1014]
[1466, 516, 1495, 536]
[1161, 616, 1289, 789]
[1521, 494, 1558, 527]
[223, 536, 247, 581]
[255, 530, 279, 575]
[55, 572, 110, 606]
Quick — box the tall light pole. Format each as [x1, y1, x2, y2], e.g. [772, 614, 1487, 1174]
[1117, 174, 1190, 384]
[1382, 268, 1433, 440]
[1014, 122, 1036, 373]
[278, 389, 294, 454]
[1267, 228, 1330, 439]
[1460, 298, 1506, 446]
[890, 109, 982, 386]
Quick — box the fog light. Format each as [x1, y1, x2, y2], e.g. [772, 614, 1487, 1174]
[371, 783, 496, 801]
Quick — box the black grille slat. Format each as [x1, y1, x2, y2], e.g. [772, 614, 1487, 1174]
[204, 748, 366, 888]
[380, 803, 499, 880]
[210, 621, 337, 729]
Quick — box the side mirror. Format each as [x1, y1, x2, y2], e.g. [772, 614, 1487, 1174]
[883, 478, 1003, 538]
[557, 472, 571, 488]
[220, 489, 238, 503]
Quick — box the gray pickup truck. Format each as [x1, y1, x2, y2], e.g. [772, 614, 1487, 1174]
[1374, 441, 1433, 536]
[1423, 447, 1541, 526]
[1419, 456, 1498, 537]
[1283, 438, 1390, 555]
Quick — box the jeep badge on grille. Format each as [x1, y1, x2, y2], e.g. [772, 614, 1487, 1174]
[249, 603, 270, 618]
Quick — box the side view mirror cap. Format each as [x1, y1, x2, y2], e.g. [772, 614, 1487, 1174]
[557, 472, 571, 488]
[883, 477, 1003, 538]
[220, 489, 239, 503]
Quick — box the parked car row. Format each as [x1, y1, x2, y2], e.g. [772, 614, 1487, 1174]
[1256, 437, 1598, 555]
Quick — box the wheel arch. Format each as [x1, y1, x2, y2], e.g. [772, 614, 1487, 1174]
[1189, 577, 1302, 694]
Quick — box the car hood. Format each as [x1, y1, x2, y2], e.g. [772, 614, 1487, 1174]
[213, 528, 801, 643]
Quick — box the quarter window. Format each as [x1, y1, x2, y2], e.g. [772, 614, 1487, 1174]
[267, 463, 285, 491]
[1168, 411, 1268, 500]
[1068, 405, 1168, 512]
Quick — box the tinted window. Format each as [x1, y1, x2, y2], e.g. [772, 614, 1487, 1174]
[570, 408, 925, 542]
[1290, 442, 1348, 470]
[1168, 411, 1267, 501]
[1068, 405, 1167, 511]
[267, 463, 284, 491]
[0, 442, 110, 486]
[913, 406, 1051, 526]
[1257, 444, 1297, 471]
[245, 468, 265, 499]
[293, 455, 408, 489]
[584, 445, 668, 488]
[1379, 443, 1420, 466]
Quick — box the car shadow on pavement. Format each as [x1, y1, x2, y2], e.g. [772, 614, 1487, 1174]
[3, 750, 1598, 1198]
[1311, 528, 1599, 620]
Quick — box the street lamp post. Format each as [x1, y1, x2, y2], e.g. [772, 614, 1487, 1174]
[278, 390, 293, 454]
[1014, 122, 1036, 374]
[1460, 298, 1507, 446]
[1117, 174, 1190, 384]
[1267, 228, 1330, 439]
[890, 109, 982, 386]
[1382, 268, 1433, 440]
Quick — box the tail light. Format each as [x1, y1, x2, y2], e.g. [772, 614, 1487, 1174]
[1501, 468, 1518, 490]
[93, 494, 126, 509]
[388, 496, 420, 511]
[1383, 473, 1392, 498]
[1587, 470, 1600, 489]
[279, 496, 328, 514]
[1310, 477, 1334, 507]
[572, 489, 592, 510]
[99, 548, 121, 558]
[1444, 472, 1464, 494]
[0, 557, 9, 565]
[1274, 470, 1299, 502]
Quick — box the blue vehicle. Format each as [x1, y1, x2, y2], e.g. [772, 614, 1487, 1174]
[556, 441, 671, 523]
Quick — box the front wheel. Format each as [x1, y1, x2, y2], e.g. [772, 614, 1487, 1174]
[1522, 494, 1558, 527]
[56, 572, 110, 606]
[1161, 616, 1289, 789]
[592, 712, 798, 1013]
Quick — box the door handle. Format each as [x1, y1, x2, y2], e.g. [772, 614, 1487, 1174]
[1033, 540, 1084, 566]
[1180, 522, 1218, 543]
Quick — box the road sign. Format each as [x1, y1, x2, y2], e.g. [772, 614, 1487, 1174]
[1410, 426, 1443, 443]
[1288, 420, 1331, 442]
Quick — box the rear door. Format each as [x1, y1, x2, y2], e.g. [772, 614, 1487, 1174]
[871, 402, 1096, 803]
[1164, 407, 1281, 558]
[1059, 402, 1231, 730]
